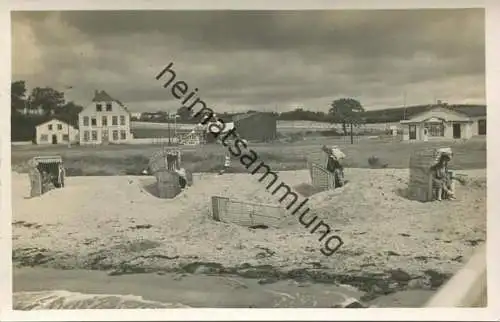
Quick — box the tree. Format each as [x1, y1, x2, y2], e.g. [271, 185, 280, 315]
[11, 80, 27, 113]
[54, 101, 83, 126]
[329, 98, 365, 144]
[177, 106, 192, 122]
[29, 87, 65, 114]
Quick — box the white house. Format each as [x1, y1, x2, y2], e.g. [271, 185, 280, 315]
[400, 105, 486, 141]
[78, 90, 132, 145]
[35, 118, 79, 145]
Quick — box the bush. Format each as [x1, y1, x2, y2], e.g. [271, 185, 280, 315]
[368, 155, 388, 169]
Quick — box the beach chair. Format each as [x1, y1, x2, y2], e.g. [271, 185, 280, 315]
[148, 148, 192, 199]
[408, 147, 454, 202]
[28, 155, 65, 198]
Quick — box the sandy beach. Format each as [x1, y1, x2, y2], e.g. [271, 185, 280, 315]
[11, 167, 486, 306]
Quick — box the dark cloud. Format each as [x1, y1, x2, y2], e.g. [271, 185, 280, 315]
[11, 9, 485, 113]
[54, 10, 484, 58]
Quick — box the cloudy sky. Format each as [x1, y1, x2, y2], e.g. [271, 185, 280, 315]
[11, 9, 485, 114]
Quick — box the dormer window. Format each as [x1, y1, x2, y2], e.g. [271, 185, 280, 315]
[106, 103, 112, 111]
[96, 103, 102, 112]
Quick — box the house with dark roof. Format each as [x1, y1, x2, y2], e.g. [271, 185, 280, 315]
[400, 104, 486, 141]
[35, 117, 79, 145]
[78, 90, 132, 145]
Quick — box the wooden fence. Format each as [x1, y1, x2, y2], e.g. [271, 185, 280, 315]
[211, 196, 285, 228]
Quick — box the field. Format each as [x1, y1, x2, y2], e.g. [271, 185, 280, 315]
[11, 136, 486, 176]
[11, 137, 487, 307]
[129, 120, 393, 139]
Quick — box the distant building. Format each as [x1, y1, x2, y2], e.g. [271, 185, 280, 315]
[232, 112, 277, 142]
[78, 90, 132, 145]
[35, 118, 79, 145]
[16, 106, 45, 116]
[400, 105, 486, 141]
[130, 112, 142, 120]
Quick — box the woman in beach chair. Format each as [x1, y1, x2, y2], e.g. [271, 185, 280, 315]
[431, 150, 455, 201]
[324, 146, 346, 187]
[175, 167, 188, 189]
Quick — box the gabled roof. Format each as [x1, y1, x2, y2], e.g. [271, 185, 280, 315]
[91, 90, 130, 113]
[233, 112, 276, 122]
[409, 104, 486, 118]
[400, 106, 473, 123]
[450, 105, 486, 117]
[233, 112, 255, 122]
[35, 117, 76, 128]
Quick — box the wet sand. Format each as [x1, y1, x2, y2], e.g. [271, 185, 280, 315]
[13, 267, 436, 308]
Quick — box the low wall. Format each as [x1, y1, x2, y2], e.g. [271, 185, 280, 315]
[425, 243, 486, 307]
[12, 141, 33, 146]
[128, 138, 180, 145]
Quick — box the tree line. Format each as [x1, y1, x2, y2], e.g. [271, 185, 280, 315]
[11, 80, 84, 141]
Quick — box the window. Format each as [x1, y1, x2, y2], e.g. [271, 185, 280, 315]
[96, 104, 102, 112]
[57, 124, 63, 130]
[112, 130, 118, 141]
[91, 130, 98, 141]
[120, 115, 126, 126]
[48, 124, 53, 130]
[112, 116, 118, 125]
[62, 134, 69, 141]
[478, 119, 486, 135]
[40, 134, 48, 142]
[83, 131, 90, 142]
[102, 116, 108, 126]
[426, 123, 444, 137]
[409, 125, 416, 140]
[120, 130, 127, 140]
[83, 116, 89, 126]
[106, 103, 112, 111]
[91, 117, 97, 126]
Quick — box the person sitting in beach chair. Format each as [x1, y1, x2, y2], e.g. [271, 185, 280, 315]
[431, 149, 455, 201]
[54, 162, 65, 188]
[323, 145, 346, 187]
[175, 167, 188, 189]
[40, 170, 54, 193]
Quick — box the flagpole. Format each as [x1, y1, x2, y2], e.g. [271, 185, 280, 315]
[403, 91, 407, 120]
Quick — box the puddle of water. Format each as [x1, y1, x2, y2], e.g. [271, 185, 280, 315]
[13, 267, 364, 308]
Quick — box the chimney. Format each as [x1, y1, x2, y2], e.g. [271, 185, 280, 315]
[94, 90, 99, 97]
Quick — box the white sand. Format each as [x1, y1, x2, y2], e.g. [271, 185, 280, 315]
[11, 168, 486, 276]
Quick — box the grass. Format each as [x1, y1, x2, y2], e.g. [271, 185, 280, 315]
[11, 136, 486, 176]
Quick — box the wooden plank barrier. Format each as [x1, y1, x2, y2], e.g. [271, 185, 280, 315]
[308, 162, 336, 191]
[425, 243, 487, 307]
[211, 196, 286, 228]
